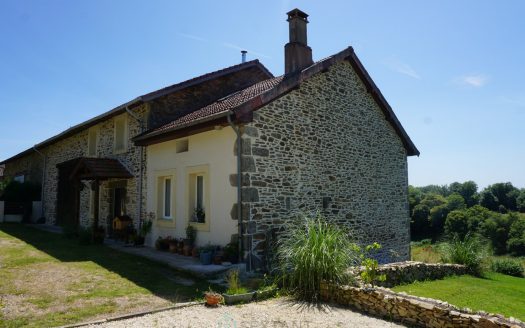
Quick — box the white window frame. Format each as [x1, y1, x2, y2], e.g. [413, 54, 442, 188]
[162, 177, 173, 219]
[186, 165, 210, 231]
[113, 115, 128, 154]
[87, 126, 99, 157]
[155, 169, 176, 225]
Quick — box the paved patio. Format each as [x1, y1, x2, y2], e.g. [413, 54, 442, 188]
[104, 239, 239, 278]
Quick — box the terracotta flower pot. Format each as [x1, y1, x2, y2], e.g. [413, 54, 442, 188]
[169, 242, 177, 253]
[204, 292, 223, 307]
[183, 244, 192, 256]
[192, 246, 199, 258]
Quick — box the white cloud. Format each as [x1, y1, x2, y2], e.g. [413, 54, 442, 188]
[457, 74, 489, 87]
[384, 58, 421, 79]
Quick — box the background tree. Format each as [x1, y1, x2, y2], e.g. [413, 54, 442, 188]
[449, 181, 479, 207]
[480, 182, 520, 213]
[516, 189, 525, 213]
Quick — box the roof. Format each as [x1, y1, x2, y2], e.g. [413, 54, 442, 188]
[134, 47, 420, 156]
[69, 157, 133, 180]
[0, 60, 272, 164]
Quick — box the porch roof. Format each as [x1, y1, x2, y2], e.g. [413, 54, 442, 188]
[69, 157, 133, 180]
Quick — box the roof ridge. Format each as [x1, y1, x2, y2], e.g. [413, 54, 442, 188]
[140, 59, 273, 101]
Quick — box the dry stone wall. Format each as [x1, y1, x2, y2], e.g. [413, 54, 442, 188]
[320, 282, 524, 328]
[240, 60, 410, 269]
[351, 261, 468, 288]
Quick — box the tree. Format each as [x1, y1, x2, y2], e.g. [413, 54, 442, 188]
[411, 204, 431, 238]
[480, 182, 520, 212]
[418, 185, 450, 197]
[507, 215, 525, 255]
[480, 212, 519, 254]
[420, 193, 447, 209]
[408, 185, 422, 215]
[517, 189, 525, 213]
[449, 181, 479, 207]
[444, 210, 470, 240]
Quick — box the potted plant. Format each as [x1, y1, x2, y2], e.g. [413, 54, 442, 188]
[155, 236, 170, 251]
[213, 247, 224, 265]
[223, 242, 239, 264]
[168, 237, 178, 253]
[204, 288, 223, 307]
[183, 225, 196, 256]
[134, 220, 152, 246]
[199, 244, 214, 265]
[222, 269, 256, 305]
[192, 206, 205, 223]
[192, 245, 199, 258]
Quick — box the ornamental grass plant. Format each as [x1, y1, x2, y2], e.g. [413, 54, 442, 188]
[440, 233, 487, 276]
[275, 213, 359, 302]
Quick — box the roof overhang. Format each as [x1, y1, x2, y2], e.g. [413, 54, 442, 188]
[69, 157, 133, 181]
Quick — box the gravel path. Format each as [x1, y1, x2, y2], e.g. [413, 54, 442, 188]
[91, 298, 405, 328]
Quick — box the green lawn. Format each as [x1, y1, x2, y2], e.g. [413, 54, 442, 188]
[392, 273, 525, 321]
[0, 223, 221, 328]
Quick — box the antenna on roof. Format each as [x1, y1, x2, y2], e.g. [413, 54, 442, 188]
[241, 50, 247, 63]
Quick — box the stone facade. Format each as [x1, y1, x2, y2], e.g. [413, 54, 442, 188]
[240, 60, 410, 268]
[3, 105, 148, 229]
[320, 282, 524, 328]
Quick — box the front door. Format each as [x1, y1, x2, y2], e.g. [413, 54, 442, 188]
[56, 158, 81, 227]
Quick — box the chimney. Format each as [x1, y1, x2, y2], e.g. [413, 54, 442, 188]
[241, 50, 247, 63]
[284, 8, 313, 74]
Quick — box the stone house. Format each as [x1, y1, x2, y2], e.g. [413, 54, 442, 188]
[1, 9, 418, 269]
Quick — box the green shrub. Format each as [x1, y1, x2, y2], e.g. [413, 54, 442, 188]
[507, 238, 525, 256]
[491, 258, 524, 277]
[275, 213, 358, 302]
[444, 210, 470, 240]
[358, 243, 386, 287]
[440, 233, 487, 276]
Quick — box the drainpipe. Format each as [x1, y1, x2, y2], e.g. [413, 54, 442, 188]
[125, 106, 145, 230]
[32, 146, 46, 221]
[227, 112, 245, 267]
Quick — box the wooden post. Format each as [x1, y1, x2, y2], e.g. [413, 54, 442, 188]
[93, 180, 100, 238]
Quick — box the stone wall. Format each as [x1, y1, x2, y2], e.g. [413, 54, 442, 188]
[240, 60, 410, 269]
[3, 105, 148, 229]
[351, 261, 468, 288]
[320, 283, 524, 328]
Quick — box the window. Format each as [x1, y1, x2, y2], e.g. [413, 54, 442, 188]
[188, 167, 209, 226]
[176, 139, 189, 153]
[88, 127, 98, 157]
[113, 115, 128, 153]
[14, 174, 25, 183]
[156, 174, 174, 220]
[163, 178, 172, 218]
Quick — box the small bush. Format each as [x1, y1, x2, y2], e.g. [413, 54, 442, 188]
[491, 258, 524, 277]
[440, 233, 487, 276]
[507, 238, 525, 256]
[275, 213, 358, 302]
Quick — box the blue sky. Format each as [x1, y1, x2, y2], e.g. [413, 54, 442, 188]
[1, 1, 524, 189]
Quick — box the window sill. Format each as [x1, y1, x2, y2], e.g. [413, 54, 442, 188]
[156, 217, 175, 228]
[188, 221, 209, 232]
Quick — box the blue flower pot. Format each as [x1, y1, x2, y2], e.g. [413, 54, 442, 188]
[200, 251, 213, 265]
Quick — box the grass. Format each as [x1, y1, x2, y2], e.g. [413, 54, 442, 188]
[392, 272, 525, 321]
[0, 223, 221, 327]
[411, 242, 525, 267]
